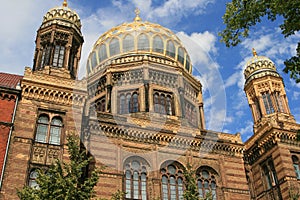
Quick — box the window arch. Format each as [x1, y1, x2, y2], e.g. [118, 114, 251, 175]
[35, 115, 63, 145]
[153, 91, 174, 115]
[109, 38, 120, 56]
[153, 36, 164, 53]
[123, 34, 135, 53]
[28, 169, 39, 188]
[197, 167, 218, 200]
[138, 34, 150, 51]
[124, 157, 149, 200]
[160, 161, 184, 200]
[292, 155, 300, 179]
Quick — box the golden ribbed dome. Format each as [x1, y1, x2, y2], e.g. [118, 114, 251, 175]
[41, 1, 81, 30]
[87, 11, 192, 76]
[244, 49, 279, 84]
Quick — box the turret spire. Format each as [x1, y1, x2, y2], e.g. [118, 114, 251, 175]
[252, 48, 257, 57]
[63, 0, 68, 7]
[134, 8, 142, 22]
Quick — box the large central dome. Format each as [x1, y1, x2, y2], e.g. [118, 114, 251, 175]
[87, 11, 192, 76]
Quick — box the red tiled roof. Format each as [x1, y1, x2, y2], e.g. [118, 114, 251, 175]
[0, 72, 23, 89]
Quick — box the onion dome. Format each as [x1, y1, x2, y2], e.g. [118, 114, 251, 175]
[41, 0, 81, 33]
[87, 8, 192, 76]
[244, 48, 279, 84]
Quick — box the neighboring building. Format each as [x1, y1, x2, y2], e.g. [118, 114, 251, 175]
[0, 73, 22, 188]
[0, 1, 299, 200]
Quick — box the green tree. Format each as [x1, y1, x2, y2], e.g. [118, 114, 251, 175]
[17, 134, 100, 200]
[220, 0, 300, 83]
[183, 164, 213, 200]
[183, 164, 199, 200]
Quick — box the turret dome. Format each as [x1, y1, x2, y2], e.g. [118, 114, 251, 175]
[86, 9, 192, 76]
[244, 49, 279, 84]
[41, 0, 81, 33]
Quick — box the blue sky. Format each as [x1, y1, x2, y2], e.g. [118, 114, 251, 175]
[0, 0, 299, 141]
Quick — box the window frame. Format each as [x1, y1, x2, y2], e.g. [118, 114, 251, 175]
[153, 90, 174, 116]
[160, 162, 184, 200]
[124, 158, 149, 200]
[118, 90, 140, 114]
[197, 168, 218, 200]
[34, 113, 64, 145]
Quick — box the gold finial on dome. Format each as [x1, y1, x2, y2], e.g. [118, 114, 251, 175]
[134, 8, 142, 22]
[252, 48, 257, 57]
[62, 0, 68, 7]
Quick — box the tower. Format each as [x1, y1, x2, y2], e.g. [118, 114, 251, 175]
[0, 1, 86, 199]
[244, 49, 296, 133]
[32, 0, 83, 79]
[244, 49, 300, 200]
[83, 9, 249, 199]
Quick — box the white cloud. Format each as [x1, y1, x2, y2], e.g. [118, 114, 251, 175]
[0, 0, 61, 75]
[239, 120, 253, 136]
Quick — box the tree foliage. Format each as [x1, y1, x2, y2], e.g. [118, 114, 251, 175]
[183, 163, 213, 200]
[220, 0, 300, 83]
[17, 134, 100, 200]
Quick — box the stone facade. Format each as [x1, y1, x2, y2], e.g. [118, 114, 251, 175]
[0, 2, 299, 200]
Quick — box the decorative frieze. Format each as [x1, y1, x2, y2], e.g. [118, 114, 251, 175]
[149, 69, 178, 88]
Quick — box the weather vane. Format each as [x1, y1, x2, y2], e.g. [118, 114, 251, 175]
[134, 8, 142, 22]
[63, 0, 68, 7]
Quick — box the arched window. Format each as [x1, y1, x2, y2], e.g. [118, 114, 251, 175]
[109, 38, 120, 56]
[98, 44, 107, 62]
[197, 168, 217, 200]
[49, 117, 63, 145]
[292, 155, 300, 179]
[153, 36, 164, 53]
[96, 96, 106, 112]
[53, 45, 65, 68]
[91, 51, 98, 69]
[124, 158, 149, 200]
[274, 91, 285, 113]
[254, 98, 262, 120]
[262, 92, 274, 114]
[185, 56, 191, 72]
[185, 100, 197, 126]
[138, 34, 150, 51]
[123, 34, 135, 53]
[153, 91, 174, 115]
[119, 92, 139, 114]
[35, 115, 63, 145]
[166, 40, 175, 58]
[132, 93, 139, 113]
[120, 94, 126, 114]
[160, 161, 184, 200]
[28, 169, 39, 188]
[40, 45, 51, 69]
[177, 47, 185, 65]
[35, 115, 49, 143]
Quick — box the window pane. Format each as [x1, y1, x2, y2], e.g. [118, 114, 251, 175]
[98, 44, 107, 62]
[177, 47, 184, 65]
[138, 34, 150, 51]
[123, 34, 134, 53]
[49, 126, 61, 145]
[166, 40, 175, 58]
[153, 36, 164, 53]
[29, 170, 39, 188]
[35, 124, 47, 143]
[109, 38, 120, 56]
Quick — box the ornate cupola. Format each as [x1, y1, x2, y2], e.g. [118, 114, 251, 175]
[244, 49, 295, 133]
[32, 0, 84, 79]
